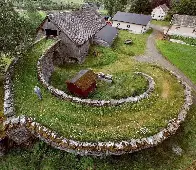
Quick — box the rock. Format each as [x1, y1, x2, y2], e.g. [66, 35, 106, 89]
[172, 145, 183, 156]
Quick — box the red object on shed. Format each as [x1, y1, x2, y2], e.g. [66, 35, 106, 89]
[66, 69, 97, 98]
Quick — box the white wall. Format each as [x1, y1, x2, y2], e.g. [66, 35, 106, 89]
[112, 21, 149, 34]
[167, 25, 196, 38]
[151, 7, 166, 20]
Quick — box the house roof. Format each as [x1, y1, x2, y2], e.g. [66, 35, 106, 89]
[159, 4, 169, 12]
[112, 12, 152, 26]
[47, 6, 106, 45]
[95, 25, 118, 45]
[172, 14, 196, 28]
[67, 69, 97, 91]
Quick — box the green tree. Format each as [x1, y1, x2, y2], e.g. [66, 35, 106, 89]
[128, 0, 152, 14]
[171, 0, 196, 16]
[0, 0, 34, 76]
[103, 0, 128, 16]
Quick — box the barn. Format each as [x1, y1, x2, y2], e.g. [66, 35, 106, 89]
[66, 70, 97, 98]
[112, 12, 152, 34]
[37, 6, 106, 63]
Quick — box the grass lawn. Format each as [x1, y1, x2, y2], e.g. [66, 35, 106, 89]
[13, 30, 185, 142]
[156, 40, 196, 84]
[0, 101, 196, 169]
[151, 20, 170, 26]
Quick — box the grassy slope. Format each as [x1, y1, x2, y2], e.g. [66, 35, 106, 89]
[13, 31, 184, 142]
[156, 40, 196, 84]
[0, 101, 196, 170]
[151, 20, 170, 26]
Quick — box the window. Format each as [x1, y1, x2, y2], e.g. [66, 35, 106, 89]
[152, 14, 155, 17]
[48, 19, 50, 22]
[127, 25, 130, 28]
[45, 29, 58, 37]
[117, 23, 120, 26]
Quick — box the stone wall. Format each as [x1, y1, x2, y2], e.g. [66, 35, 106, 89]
[2, 42, 193, 157]
[3, 79, 192, 156]
[37, 42, 156, 106]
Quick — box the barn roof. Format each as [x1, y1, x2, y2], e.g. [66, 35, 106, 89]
[47, 6, 106, 45]
[112, 12, 152, 26]
[95, 25, 118, 45]
[68, 70, 97, 91]
[159, 4, 169, 12]
[172, 14, 196, 28]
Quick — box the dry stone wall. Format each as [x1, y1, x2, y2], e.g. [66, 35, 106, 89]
[37, 42, 156, 106]
[2, 42, 193, 157]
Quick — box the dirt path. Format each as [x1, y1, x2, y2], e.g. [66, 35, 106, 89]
[136, 30, 196, 93]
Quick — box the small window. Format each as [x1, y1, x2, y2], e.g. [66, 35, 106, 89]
[48, 19, 50, 22]
[117, 23, 120, 26]
[127, 25, 130, 28]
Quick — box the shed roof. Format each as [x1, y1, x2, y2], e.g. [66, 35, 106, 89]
[112, 11, 152, 26]
[67, 70, 97, 91]
[47, 6, 106, 45]
[172, 14, 196, 28]
[95, 25, 118, 45]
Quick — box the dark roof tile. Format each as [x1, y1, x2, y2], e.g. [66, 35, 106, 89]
[112, 12, 152, 26]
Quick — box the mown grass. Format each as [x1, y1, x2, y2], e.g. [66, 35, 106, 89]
[0, 101, 196, 169]
[151, 20, 170, 26]
[156, 40, 196, 84]
[13, 30, 185, 142]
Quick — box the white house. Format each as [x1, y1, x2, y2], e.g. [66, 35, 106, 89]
[165, 14, 196, 38]
[112, 12, 152, 34]
[151, 4, 169, 20]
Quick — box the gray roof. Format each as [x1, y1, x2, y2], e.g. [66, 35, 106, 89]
[95, 25, 118, 45]
[172, 14, 196, 28]
[159, 4, 169, 12]
[48, 7, 106, 45]
[112, 12, 152, 26]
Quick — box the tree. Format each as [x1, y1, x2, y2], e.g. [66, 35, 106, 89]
[170, 0, 196, 16]
[151, 0, 171, 9]
[103, 0, 128, 16]
[0, 0, 34, 76]
[128, 0, 152, 14]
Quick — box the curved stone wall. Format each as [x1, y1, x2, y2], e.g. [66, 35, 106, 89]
[37, 42, 155, 106]
[3, 41, 193, 157]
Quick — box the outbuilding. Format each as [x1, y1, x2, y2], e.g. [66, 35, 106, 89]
[112, 12, 152, 34]
[151, 4, 169, 20]
[93, 25, 118, 47]
[66, 70, 97, 98]
[165, 14, 196, 38]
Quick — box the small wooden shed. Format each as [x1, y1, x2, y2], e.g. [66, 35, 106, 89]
[66, 70, 97, 98]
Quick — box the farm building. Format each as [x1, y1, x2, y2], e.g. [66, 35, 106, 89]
[66, 70, 97, 98]
[151, 4, 169, 20]
[112, 12, 152, 34]
[94, 25, 118, 47]
[37, 6, 118, 64]
[165, 14, 196, 38]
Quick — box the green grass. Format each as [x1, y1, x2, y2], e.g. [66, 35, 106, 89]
[0, 101, 196, 169]
[156, 40, 196, 84]
[51, 44, 148, 100]
[113, 30, 152, 56]
[151, 20, 170, 26]
[12, 30, 185, 142]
